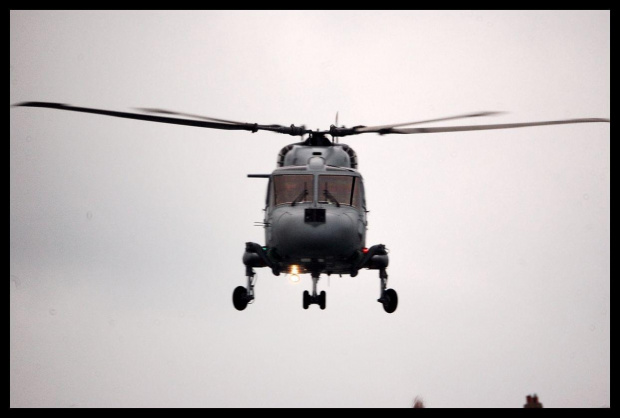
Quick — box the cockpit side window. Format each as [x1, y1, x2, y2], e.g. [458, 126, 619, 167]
[272, 174, 314, 206]
[318, 175, 362, 208]
[351, 176, 362, 209]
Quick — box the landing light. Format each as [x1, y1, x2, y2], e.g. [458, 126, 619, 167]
[289, 265, 300, 283]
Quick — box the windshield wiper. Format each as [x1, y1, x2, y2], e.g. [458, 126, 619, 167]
[291, 184, 308, 206]
[323, 186, 341, 207]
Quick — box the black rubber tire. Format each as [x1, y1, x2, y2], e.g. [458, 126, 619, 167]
[319, 291, 326, 310]
[233, 286, 249, 311]
[303, 290, 310, 309]
[382, 288, 398, 313]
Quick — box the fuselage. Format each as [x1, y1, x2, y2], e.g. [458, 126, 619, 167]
[262, 155, 367, 275]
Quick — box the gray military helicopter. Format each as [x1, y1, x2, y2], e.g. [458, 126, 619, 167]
[12, 102, 610, 313]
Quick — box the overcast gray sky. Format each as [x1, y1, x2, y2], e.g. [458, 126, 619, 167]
[10, 11, 609, 408]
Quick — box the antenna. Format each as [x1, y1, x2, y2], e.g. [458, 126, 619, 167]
[334, 111, 339, 144]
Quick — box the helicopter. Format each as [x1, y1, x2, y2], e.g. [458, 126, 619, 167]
[12, 101, 610, 313]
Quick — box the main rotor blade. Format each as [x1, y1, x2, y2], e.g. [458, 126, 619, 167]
[355, 111, 505, 133]
[389, 118, 610, 134]
[137, 107, 291, 130]
[12, 102, 307, 135]
[135, 107, 273, 127]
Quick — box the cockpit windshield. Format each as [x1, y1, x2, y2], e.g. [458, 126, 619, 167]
[270, 174, 362, 208]
[318, 175, 362, 208]
[272, 174, 314, 206]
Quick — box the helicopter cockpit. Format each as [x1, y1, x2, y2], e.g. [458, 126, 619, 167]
[269, 172, 363, 209]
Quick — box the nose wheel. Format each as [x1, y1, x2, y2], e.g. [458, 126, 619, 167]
[302, 273, 326, 309]
[303, 290, 326, 310]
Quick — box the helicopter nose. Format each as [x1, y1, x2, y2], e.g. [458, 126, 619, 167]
[273, 210, 360, 258]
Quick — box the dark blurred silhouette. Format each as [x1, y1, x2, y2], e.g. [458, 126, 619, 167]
[410, 394, 546, 408]
[413, 394, 548, 408]
[524, 394, 543, 408]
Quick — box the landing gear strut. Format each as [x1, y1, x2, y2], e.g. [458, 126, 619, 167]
[232, 266, 256, 311]
[303, 273, 326, 310]
[377, 268, 398, 313]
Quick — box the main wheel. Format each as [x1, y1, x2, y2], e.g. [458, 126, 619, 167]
[233, 286, 249, 311]
[319, 291, 326, 310]
[303, 290, 310, 309]
[382, 288, 398, 313]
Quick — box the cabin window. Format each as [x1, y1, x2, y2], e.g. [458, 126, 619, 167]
[318, 175, 362, 208]
[272, 174, 314, 206]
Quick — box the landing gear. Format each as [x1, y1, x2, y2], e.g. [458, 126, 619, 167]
[354, 243, 398, 313]
[232, 266, 256, 311]
[302, 273, 326, 309]
[237, 241, 398, 313]
[377, 268, 398, 313]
